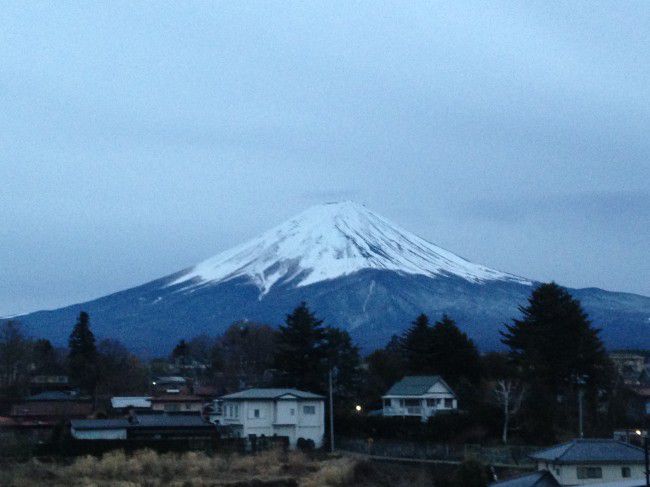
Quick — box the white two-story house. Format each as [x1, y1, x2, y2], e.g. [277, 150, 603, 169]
[382, 376, 458, 421]
[218, 388, 325, 448]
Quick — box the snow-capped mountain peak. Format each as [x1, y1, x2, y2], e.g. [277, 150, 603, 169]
[169, 201, 530, 294]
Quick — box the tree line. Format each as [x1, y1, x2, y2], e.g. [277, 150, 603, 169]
[0, 282, 632, 444]
[363, 282, 618, 443]
[0, 312, 149, 399]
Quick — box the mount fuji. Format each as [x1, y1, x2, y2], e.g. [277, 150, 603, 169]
[17, 202, 650, 354]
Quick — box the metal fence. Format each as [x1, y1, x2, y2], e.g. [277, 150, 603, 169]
[337, 436, 537, 467]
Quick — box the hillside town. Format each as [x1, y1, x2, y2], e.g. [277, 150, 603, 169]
[1, 283, 649, 486]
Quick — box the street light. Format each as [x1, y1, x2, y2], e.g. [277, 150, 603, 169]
[355, 404, 362, 413]
[635, 430, 649, 487]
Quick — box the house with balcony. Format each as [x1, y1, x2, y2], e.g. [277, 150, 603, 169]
[219, 388, 325, 449]
[382, 376, 457, 420]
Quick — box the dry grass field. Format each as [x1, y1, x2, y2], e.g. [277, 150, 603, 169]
[0, 448, 365, 487]
[0, 447, 477, 486]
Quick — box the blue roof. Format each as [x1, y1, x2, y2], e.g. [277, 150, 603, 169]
[384, 376, 453, 396]
[529, 439, 645, 465]
[490, 471, 559, 487]
[220, 388, 324, 400]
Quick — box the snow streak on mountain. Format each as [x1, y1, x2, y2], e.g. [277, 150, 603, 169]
[169, 201, 530, 295]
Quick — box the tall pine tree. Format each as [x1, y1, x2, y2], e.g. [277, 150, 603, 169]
[401, 314, 434, 374]
[501, 283, 609, 392]
[501, 282, 611, 438]
[274, 302, 327, 392]
[429, 314, 481, 387]
[68, 311, 99, 393]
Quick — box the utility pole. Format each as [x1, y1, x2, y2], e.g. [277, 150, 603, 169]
[328, 368, 335, 453]
[578, 388, 584, 438]
[576, 375, 586, 438]
[635, 429, 648, 487]
[643, 430, 650, 487]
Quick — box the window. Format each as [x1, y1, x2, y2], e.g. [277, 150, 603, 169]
[426, 399, 436, 407]
[444, 398, 453, 408]
[290, 408, 295, 416]
[622, 467, 631, 478]
[384, 399, 390, 407]
[248, 407, 262, 419]
[404, 399, 420, 407]
[234, 405, 239, 417]
[577, 467, 602, 479]
[303, 405, 316, 415]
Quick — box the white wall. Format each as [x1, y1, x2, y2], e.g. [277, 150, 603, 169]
[546, 463, 646, 486]
[221, 399, 325, 448]
[276, 400, 298, 425]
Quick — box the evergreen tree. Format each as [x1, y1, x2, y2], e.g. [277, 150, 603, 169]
[501, 282, 611, 438]
[274, 302, 327, 392]
[502, 282, 609, 391]
[429, 314, 481, 386]
[322, 326, 361, 404]
[401, 314, 434, 374]
[32, 339, 64, 374]
[364, 335, 406, 404]
[67, 311, 99, 393]
[172, 339, 191, 366]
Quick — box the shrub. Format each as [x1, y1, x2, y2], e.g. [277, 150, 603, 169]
[453, 460, 488, 487]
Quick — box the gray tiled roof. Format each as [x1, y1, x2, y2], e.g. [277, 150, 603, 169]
[220, 388, 324, 400]
[27, 391, 90, 402]
[384, 376, 451, 396]
[71, 415, 212, 430]
[490, 471, 560, 487]
[529, 439, 645, 465]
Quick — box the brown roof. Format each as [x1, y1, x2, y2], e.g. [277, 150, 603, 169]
[194, 385, 219, 397]
[11, 401, 93, 418]
[0, 416, 57, 428]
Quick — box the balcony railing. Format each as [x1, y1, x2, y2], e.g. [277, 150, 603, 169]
[383, 406, 431, 416]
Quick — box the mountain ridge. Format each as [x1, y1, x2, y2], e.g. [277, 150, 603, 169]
[14, 202, 650, 355]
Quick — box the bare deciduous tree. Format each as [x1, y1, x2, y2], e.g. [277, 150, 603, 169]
[0, 321, 32, 394]
[493, 379, 526, 444]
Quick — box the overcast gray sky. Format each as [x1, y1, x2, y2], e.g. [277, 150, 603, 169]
[2, 1, 649, 316]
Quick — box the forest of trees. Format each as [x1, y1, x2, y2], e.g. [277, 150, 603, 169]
[361, 283, 622, 443]
[0, 282, 636, 444]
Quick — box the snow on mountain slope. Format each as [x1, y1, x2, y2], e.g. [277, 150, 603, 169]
[169, 201, 531, 295]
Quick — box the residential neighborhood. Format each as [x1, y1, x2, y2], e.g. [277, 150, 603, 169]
[1, 297, 649, 486]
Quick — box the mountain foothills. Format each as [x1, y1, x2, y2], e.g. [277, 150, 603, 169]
[16, 202, 650, 354]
